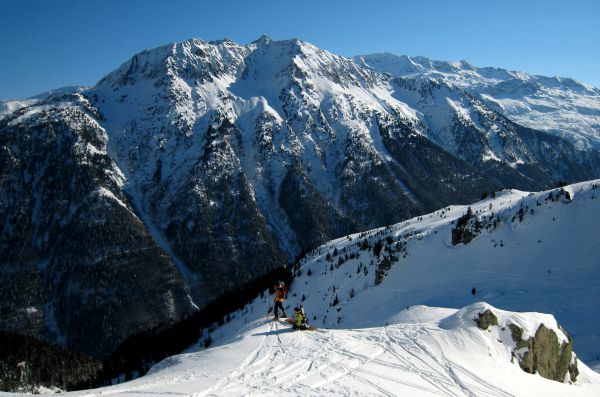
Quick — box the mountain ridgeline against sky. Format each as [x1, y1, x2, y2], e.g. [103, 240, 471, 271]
[2, 36, 600, 360]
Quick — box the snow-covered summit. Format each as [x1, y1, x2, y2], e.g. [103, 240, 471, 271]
[357, 52, 600, 149]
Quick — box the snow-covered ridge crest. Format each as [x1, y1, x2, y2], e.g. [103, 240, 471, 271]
[357, 52, 600, 150]
[46, 301, 600, 397]
[0, 86, 88, 117]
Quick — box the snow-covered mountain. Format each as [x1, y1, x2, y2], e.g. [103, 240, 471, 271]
[2, 36, 600, 361]
[0, 86, 88, 116]
[17, 180, 600, 396]
[356, 53, 600, 150]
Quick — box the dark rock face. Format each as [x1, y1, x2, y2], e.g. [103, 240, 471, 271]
[510, 323, 578, 382]
[474, 309, 498, 330]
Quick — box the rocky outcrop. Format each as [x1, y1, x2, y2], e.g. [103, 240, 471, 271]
[474, 309, 498, 330]
[510, 323, 579, 383]
[473, 308, 578, 383]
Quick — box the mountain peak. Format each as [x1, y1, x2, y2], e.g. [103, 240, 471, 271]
[252, 34, 272, 46]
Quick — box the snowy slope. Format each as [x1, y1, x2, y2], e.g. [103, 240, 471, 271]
[356, 53, 600, 150]
[5, 180, 597, 396]
[26, 303, 597, 397]
[283, 180, 600, 364]
[200, 179, 600, 366]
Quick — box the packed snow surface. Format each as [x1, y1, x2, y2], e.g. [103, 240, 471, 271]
[22, 303, 599, 397]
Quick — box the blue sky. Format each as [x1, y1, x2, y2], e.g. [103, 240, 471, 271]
[1, 0, 599, 100]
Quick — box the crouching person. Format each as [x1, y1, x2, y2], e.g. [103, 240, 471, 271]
[293, 306, 310, 330]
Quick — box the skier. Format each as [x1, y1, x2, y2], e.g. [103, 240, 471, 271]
[273, 281, 287, 319]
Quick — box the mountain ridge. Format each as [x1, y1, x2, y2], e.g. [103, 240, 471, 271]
[2, 36, 600, 360]
[356, 52, 600, 150]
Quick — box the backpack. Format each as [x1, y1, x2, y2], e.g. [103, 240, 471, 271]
[299, 306, 308, 325]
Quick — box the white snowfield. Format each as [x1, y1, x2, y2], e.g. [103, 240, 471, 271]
[11, 179, 598, 397]
[34, 304, 600, 397]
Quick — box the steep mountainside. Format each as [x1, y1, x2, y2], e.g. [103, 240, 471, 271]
[0, 94, 194, 358]
[2, 36, 600, 359]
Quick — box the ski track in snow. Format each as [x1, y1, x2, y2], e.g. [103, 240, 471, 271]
[60, 312, 600, 397]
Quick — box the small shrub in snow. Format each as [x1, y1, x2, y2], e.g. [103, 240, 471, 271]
[332, 294, 339, 306]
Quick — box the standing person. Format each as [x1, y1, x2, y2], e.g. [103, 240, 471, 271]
[273, 281, 287, 319]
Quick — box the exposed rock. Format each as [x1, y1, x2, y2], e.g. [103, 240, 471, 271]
[509, 323, 578, 382]
[474, 309, 498, 330]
